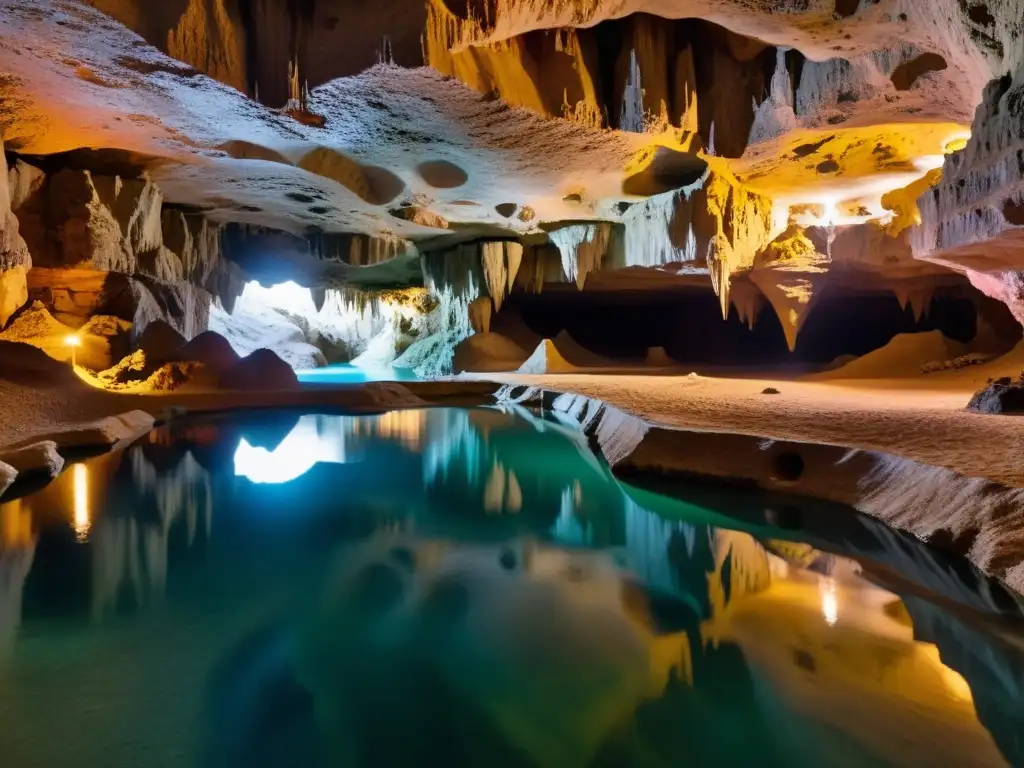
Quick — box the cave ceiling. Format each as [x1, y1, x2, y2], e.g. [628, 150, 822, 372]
[0, 0, 1022, 320]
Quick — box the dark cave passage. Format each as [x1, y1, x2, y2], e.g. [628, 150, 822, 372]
[505, 284, 1020, 370]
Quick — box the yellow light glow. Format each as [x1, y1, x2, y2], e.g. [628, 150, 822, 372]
[72, 463, 90, 542]
[943, 135, 970, 154]
[819, 576, 838, 626]
[64, 335, 81, 348]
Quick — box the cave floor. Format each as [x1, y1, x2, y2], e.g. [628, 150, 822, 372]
[0, 379, 500, 457]
[3, 350, 1021, 491]
[479, 348, 1024, 489]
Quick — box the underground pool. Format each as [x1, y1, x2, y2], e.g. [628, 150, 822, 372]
[0, 406, 1021, 767]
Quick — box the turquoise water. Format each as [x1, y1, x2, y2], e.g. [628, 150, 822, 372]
[296, 363, 419, 384]
[0, 406, 1022, 767]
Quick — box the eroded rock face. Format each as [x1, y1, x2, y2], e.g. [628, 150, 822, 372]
[1, 0, 1023, 374]
[6, 158, 246, 339]
[0, 131, 31, 326]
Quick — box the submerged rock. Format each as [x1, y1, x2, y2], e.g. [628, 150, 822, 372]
[966, 377, 1024, 415]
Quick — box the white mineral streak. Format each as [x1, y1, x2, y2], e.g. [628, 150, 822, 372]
[621, 189, 700, 268]
[620, 49, 645, 133]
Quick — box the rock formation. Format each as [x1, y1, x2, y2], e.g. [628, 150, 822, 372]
[0, 0, 1019, 372]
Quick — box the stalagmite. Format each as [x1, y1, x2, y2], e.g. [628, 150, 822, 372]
[748, 47, 797, 144]
[469, 295, 492, 334]
[620, 49, 645, 133]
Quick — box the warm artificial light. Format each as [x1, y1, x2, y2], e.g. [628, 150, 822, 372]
[64, 334, 82, 368]
[73, 463, 90, 542]
[819, 577, 839, 626]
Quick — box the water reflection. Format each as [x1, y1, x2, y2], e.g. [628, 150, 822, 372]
[72, 463, 90, 542]
[234, 414, 349, 484]
[0, 407, 1021, 767]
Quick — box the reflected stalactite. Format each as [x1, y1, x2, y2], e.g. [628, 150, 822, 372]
[0, 500, 35, 658]
[90, 450, 213, 619]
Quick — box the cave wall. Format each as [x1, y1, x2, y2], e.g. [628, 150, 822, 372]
[0, 131, 31, 326]
[4, 150, 244, 340]
[427, 11, 781, 154]
[87, 0, 428, 106]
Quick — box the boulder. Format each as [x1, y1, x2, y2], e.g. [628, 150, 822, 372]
[217, 348, 299, 391]
[966, 377, 1024, 415]
[137, 320, 187, 362]
[169, 330, 241, 373]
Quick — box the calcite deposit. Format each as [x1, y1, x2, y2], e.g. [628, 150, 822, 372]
[0, 0, 1020, 376]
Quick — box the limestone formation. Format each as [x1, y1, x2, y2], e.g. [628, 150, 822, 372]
[0, 0, 1022, 377]
[0, 131, 30, 327]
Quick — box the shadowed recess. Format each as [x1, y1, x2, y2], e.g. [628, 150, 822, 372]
[417, 160, 469, 189]
[298, 148, 405, 205]
[622, 147, 708, 197]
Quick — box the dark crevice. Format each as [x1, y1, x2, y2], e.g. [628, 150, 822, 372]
[1003, 198, 1024, 225]
[834, 0, 861, 18]
[890, 52, 948, 91]
[505, 282, 1008, 369]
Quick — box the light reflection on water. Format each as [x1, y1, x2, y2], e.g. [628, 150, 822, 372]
[0, 407, 1021, 768]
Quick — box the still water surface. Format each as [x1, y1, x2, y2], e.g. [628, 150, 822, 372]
[0, 406, 1022, 767]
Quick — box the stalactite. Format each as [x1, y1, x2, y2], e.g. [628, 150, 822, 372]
[894, 285, 935, 322]
[480, 241, 508, 311]
[422, 244, 482, 303]
[749, 271, 823, 352]
[729, 279, 764, 330]
[707, 235, 732, 320]
[621, 189, 701, 268]
[311, 286, 327, 313]
[549, 223, 612, 288]
[505, 242, 523, 292]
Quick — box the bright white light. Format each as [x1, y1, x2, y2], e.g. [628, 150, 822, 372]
[233, 415, 348, 484]
[64, 335, 81, 348]
[239, 280, 318, 316]
[819, 577, 838, 626]
[821, 200, 839, 226]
